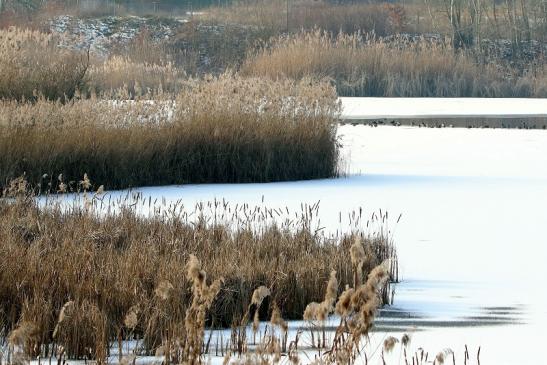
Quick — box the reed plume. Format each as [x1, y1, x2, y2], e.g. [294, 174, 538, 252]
[182, 254, 223, 364]
[350, 237, 366, 287]
[383, 336, 398, 353]
[251, 286, 271, 332]
[303, 270, 338, 322]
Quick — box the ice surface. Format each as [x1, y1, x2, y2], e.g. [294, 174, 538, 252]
[340, 97, 547, 119]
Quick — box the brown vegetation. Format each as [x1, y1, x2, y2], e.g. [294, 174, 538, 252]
[165, 21, 271, 75]
[0, 73, 340, 190]
[0, 27, 88, 101]
[242, 30, 547, 97]
[0, 181, 397, 362]
[204, 0, 403, 36]
[203, 0, 547, 45]
[86, 56, 185, 95]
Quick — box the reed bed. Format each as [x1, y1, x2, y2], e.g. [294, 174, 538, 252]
[0, 73, 340, 190]
[0, 27, 89, 101]
[0, 26, 185, 99]
[242, 30, 547, 97]
[0, 181, 397, 362]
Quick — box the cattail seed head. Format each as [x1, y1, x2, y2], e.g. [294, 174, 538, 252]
[251, 286, 271, 307]
[58, 300, 75, 323]
[435, 349, 453, 365]
[383, 336, 398, 353]
[401, 333, 411, 347]
[155, 280, 174, 301]
[271, 303, 288, 332]
[350, 237, 365, 267]
[303, 302, 320, 321]
[323, 270, 338, 312]
[186, 254, 207, 288]
[335, 285, 355, 317]
[124, 305, 139, 330]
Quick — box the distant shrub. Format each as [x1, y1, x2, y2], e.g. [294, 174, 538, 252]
[166, 21, 270, 75]
[204, 0, 398, 36]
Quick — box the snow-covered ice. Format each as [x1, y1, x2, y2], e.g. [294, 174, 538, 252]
[340, 97, 547, 119]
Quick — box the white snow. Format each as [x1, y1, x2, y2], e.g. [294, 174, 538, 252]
[340, 97, 547, 119]
[38, 125, 547, 364]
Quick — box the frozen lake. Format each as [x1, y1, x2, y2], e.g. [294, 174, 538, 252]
[45, 125, 547, 364]
[340, 97, 547, 120]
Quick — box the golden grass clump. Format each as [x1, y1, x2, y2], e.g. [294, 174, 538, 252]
[339, 261, 391, 342]
[300, 257, 394, 359]
[298, 260, 394, 364]
[335, 285, 355, 318]
[242, 30, 547, 97]
[50, 300, 108, 360]
[0, 27, 88, 101]
[7, 321, 40, 349]
[0, 73, 340, 190]
[0, 187, 396, 361]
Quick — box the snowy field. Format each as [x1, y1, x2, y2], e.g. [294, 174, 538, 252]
[37, 125, 547, 364]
